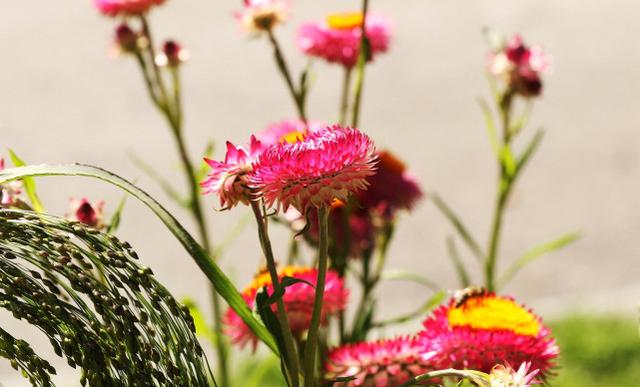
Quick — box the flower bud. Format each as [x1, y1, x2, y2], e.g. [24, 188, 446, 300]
[156, 40, 189, 67]
[115, 24, 138, 53]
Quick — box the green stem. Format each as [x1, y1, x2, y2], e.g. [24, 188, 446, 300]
[339, 68, 353, 126]
[250, 201, 301, 387]
[266, 29, 307, 122]
[303, 206, 329, 386]
[136, 19, 230, 386]
[350, 0, 370, 128]
[400, 369, 489, 387]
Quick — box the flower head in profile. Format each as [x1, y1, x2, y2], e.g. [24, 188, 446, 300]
[225, 266, 348, 350]
[236, 0, 289, 33]
[357, 150, 423, 219]
[325, 336, 431, 387]
[297, 12, 392, 68]
[489, 34, 550, 97]
[489, 362, 540, 387]
[94, 0, 166, 17]
[251, 125, 377, 213]
[201, 136, 265, 209]
[0, 158, 23, 207]
[67, 198, 105, 229]
[419, 290, 558, 380]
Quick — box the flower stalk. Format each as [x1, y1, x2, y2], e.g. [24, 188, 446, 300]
[351, 0, 370, 128]
[303, 205, 330, 386]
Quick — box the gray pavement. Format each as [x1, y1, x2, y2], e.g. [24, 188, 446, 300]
[1, 0, 640, 385]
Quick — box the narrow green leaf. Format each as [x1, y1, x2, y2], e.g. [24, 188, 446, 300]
[499, 231, 581, 288]
[431, 193, 484, 260]
[509, 101, 532, 137]
[379, 269, 440, 292]
[265, 276, 315, 306]
[0, 163, 278, 354]
[478, 97, 500, 158]
[106, 189, 130, 234]
[196, 140, 216, 183]
[515, 129, 545, 178]
[500, 145, 517, 178]
[213, 213, 251, 261]
[7, 149, 44, 213]
[326, 376, 357, 386]
[446, 236, 471, 288]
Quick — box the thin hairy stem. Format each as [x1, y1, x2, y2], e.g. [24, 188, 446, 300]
[351, 0, 370, 128]
[339, 68, 353, 125]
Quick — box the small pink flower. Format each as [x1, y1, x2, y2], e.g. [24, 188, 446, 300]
[489, 35, 550, 97]
[94, 0, 166, 17]
[0, 158, 23, 207]
[297, 12, 392, 68]
[201, 136, 265, 209]
[67, 198, 105, 229]
[155, 40, 190, 67]
[325, 336, 431, 387]
[236, 0, 289, 33]
[225, 266, 348, 350]
[251, 125, 377, 213]
[419, 292, 558, 381]
[357, 150, 423, 219]
[114, 23, 139, 53]
[489, 362, 540, 386]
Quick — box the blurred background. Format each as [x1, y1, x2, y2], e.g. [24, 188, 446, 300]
[1, 0, 640, 385]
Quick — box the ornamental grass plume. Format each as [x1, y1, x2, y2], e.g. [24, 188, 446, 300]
[488, 34, 550, 97]
[224, 266, 348, 350]
[236, 0, 289, 33]
[325, 336, 432, 387]
[66, 198, 105, 229]
[201, 136, 265, 209]
[419, 291, 558, 381]
[250, 124, 377, 213]
[297, 12, 392, 68]
[94, 0, 166, 17]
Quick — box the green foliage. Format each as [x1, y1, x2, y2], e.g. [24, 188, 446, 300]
[551, 315, 640, 387]
[0, 209, 212, 386]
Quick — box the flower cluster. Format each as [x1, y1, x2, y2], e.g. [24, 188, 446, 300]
[94, 0, 165, 17]
[225, 265, 348, 350]
[298, 12, 392, 68]
[489, 35, 550, 97]
[324, 291, 557, 385]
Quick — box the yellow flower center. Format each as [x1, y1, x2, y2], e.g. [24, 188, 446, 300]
[326, 12, 364, 30]
[447, 295, 540, 337]
[244, 266, 313, 296]
[280, 130, 306, 144]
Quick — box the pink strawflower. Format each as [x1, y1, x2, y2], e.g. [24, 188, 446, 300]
[201, 136, 265, 209]
[225, 266, 348, 350]
[251, 125, 377, 213]
[297, 12, 392, 68]
[0, 158, 23, 207]
[419, 292, 558, 381]
[357, 150, 423, 219]
[325, 336, 432, 387]
[94, 0, 166, 17]
[489, 35, 550, 97]
[489, 362, 540, 387]
[236, 0, 289, 33]
[256, 119, 325, 147]
[67, 198, 105, 229]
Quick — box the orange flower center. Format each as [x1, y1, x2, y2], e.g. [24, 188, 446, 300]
[447, 295, 541, 337]
[243, 266, 313, 297]
[280, 130, 306, 144]
[378, 150, 406, 174]
[327, 12, 364, 30]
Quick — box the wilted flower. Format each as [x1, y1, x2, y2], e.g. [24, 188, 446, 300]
[67, 198, 105, 229]
[0, 157, 23, 207]
[156, 40, 190, 67]
[419, 291, 558, 380]
[325, 336, 431, 387]
[201, 136, 265, 209]
[489, 362, 540, 387]
[225, 266, 348, 350]
[489, 35, 550, 97]
[236, 0, 289, 33]
[251, 125, 377, 213]
[357, 150, 423, 219]
[297, 12, 392, 68]
[94, 0, 166, 17]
